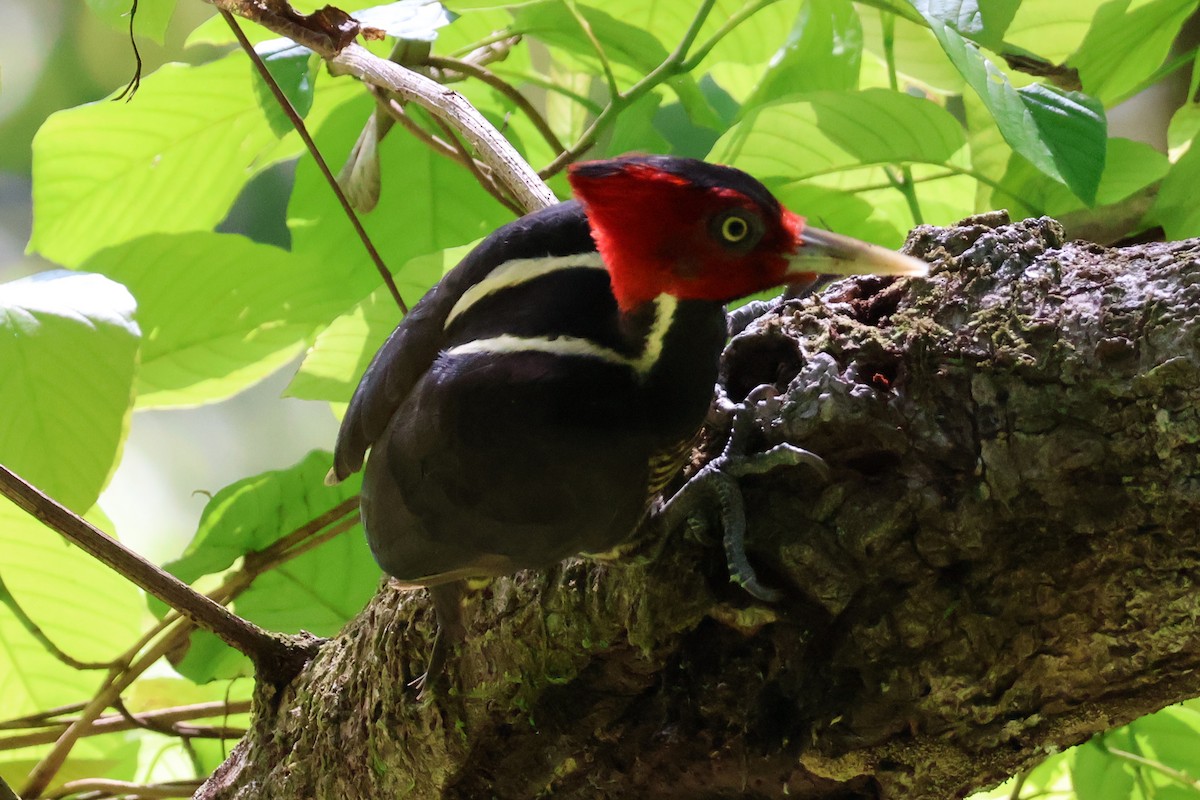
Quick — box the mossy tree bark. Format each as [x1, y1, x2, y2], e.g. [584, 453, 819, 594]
[198, 214, 1200, 799]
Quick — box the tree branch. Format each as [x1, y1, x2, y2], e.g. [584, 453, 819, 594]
[0, 466, 313, 681]
[196, 214, 1200, 798]
[329, 44, 555, 213]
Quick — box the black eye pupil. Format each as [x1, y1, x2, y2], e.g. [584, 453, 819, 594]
[724, 217, 747, 240]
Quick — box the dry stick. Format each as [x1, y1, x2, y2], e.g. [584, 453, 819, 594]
[220, 11, 409, 314]
[205, 1, 553, 213]
[331, 44, 556, 215]
[423, 55, 566, 154]
[0, 466, 288, 668]
[538, 0, 720, 179]
[22, 617, 199, 797]
[47, 778, 201, 800]
[373, 91, 463, 161]
[431, 115, 525, 216]
[0, 701, 253, 750]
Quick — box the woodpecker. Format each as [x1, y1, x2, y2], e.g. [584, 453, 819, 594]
[330, 155, 926, 687]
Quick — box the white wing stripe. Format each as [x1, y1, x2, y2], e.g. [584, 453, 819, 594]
[443, 294, 678, 377]
[443, 252, 607, 329]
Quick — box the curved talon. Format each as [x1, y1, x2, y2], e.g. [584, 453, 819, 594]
[410, 582, 467, 701]
[657, 383, 832, 604]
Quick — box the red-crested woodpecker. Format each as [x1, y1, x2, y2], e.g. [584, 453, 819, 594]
[330, 155, 927, 688]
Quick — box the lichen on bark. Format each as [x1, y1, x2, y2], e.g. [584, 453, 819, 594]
[200, 214, 1200, 799]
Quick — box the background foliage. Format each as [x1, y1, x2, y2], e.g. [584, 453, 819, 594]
[2, 0, 1200, 796]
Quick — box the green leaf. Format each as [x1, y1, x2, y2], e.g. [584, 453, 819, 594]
[288, 95, 512, 310]
[744, 0, 863, 107]
[1130, 704, 1200, 776]
[1072, 739, 1136, 800]
[86, 0, 177, 43]
[287, 244, 474, 402]
[511, 1, 721, 128]
[0, 499, 142, 717]
[605, 92, 672, 157]
[254, 41, 319, 137]
[0, 271, 139, 511]
[711, 88, 966, 182]
[995, 138, 1168, 219]
[910, 2, 1107, 203]
[1148, 133, 1200, 238]
[1068, 0, 1199, 105]
[1003, 0, 1109, 63]
[162, 451, 375, 683]
[29, 54, 288, 268]
[80, 233, 351, 408]
[911, 0, 1019, 48]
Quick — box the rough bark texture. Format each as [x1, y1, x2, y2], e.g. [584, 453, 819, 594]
[198, 214, 1200, 799]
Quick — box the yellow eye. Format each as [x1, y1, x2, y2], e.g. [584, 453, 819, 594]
[721, 215, 750, 242]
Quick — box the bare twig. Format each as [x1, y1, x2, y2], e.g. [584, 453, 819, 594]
[47, 778, 202, 799]
[539, 0, 720, 178]
[206, 0, 554, 212]
[22, 619, 199, 797]
[0, 701, 252, 750]
[424, 55, 566, 154]
[221, 11, 408, 313]
[0, 572, 120, 670]
[330, 44, 556, 214]
[0, 465, 294, 672]
[431, 115, 525, 215]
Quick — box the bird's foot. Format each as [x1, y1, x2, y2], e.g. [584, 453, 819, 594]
[409, 582, 467, 701]
[657, 384, 829, 602]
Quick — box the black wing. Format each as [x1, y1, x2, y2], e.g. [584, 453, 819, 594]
[331, 200, 596, 480]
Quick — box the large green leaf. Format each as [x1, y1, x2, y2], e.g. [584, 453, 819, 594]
[0, 271, 138, 511]
[1002, 0, 1108, 63]
[1068, 0, 1198, 105]
[910, 0, 1107, 204]
[81, 233, 355, 408]
[288, 95, 512, 309]
[1148, 133, 1200, 239]
[1072, 739, 1135, 800]
[995, 138, 1168, 219]
[29, 54, 288, 268]
[287, 243, 474, 402]
[711, 88, 966, 182]
[0, 500, 142, 718]
[1129, 704, 1200, 777]
[510, 1, 723, 129]
[86, 0, 177, 43]
[744, 0, 863, 108]
[162, 451, 374, 682]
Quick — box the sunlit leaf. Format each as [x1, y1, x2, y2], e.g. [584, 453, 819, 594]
[1149, 132, 1200, 238]
[711, 88, 966, 182]
[910, 2, 1107, 203]
[744, 0, 863, 108]
[86, 0, 177, 43]
[29, 55, 290, 267]
[0, 500, 142, 717]
[1072, 739, 1135, 800]
[0, 271, 138, 511]
[81, 233, 351, 408]
[1068, 0, 1198, 105]
[162, 451, 374, 682]
[288, 95, 513, 311]
[287, 244, 474, 402]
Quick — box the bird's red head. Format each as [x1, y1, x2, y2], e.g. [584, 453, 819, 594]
[567, 155, 926, 312]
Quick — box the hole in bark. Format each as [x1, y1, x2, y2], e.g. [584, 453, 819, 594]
[724, 336, 804, 400]
[843, 451, 901, 477]
[855, 285, 903, 327]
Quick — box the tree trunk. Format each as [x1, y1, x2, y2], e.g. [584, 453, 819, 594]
[197, 213, 1200, 799]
